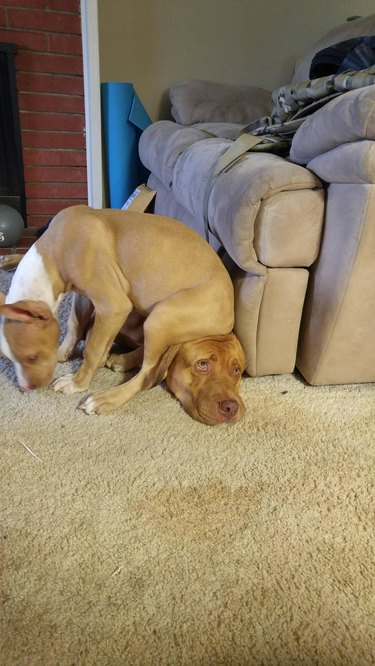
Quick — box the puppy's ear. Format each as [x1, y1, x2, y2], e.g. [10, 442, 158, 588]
[231, 332, 246, 372]
[153, 344, 181, 385]
[0, 299, 54, 322]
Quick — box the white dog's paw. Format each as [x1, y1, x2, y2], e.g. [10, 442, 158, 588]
[51, 373, 82, 395]
[57, 347, 72, 362]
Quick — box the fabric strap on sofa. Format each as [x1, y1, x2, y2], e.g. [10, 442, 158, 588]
[202, 133, 292, 241]
[202, 134, 261, 241]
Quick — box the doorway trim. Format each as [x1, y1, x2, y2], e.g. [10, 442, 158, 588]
[80, 0, 103, 208]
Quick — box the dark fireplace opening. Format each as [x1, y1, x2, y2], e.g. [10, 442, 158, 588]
[0, 42, 26, 224]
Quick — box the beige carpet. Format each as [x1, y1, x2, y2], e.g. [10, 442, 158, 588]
[0, 267, 374, 666]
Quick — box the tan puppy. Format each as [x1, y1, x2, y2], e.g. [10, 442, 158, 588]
[0, 205, 246, 424]
[102, 311, 246, 425]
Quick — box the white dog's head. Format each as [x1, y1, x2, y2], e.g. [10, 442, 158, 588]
[0, 294, 60, 391]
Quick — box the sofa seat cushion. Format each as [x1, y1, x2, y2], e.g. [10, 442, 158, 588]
[290, 85, 375, 165]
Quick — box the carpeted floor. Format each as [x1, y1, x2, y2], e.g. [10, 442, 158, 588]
[0, 267, 374, 666]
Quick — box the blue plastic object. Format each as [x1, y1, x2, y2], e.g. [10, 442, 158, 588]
[101, 82, 152, 208]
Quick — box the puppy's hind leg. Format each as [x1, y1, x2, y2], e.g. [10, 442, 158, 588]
[106, 345, 144, 372]
[57, 293, 94, 362]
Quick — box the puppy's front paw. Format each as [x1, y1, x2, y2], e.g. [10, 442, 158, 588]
[51, 373, 83, 395]
[78, 392, 116, 415]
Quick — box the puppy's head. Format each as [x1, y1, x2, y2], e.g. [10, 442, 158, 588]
[166, 332, 246, 425]
[0, 298, 60, 391]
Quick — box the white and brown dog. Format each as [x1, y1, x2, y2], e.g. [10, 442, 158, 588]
[0, 206, 245, 425]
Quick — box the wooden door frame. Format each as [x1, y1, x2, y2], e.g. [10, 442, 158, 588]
[80, 0, 103, 208]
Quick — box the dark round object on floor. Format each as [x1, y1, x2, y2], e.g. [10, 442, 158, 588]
[0, 204, 24, 247]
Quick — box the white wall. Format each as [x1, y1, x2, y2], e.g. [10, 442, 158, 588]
[98, 0, 375, 121]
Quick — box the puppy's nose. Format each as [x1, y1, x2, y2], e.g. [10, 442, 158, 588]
[218, 399, 239, 418]
[20, 383, 36, 392]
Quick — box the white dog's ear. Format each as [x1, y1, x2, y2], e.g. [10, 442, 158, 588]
[0, 292, 5, 306]
[0, 300, 54, 322]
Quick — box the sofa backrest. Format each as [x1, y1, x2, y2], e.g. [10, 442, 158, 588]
[292, 13, 375, 83]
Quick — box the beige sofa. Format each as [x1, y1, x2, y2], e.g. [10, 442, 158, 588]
[139, 14, 375, 384]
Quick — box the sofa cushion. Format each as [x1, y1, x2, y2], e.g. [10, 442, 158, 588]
[139, 120, 244, 189]
[170, 79, 273, 125]
[139, 120, 213, 188]
[290, 85, 375, 164]
[308, 141, 375, 184]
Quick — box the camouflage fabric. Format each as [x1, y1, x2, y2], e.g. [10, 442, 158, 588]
[240, 66, 375, 153]
[272, 66, 375, 122]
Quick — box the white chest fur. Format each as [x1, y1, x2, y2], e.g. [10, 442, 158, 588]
[6, 244, 57, 312]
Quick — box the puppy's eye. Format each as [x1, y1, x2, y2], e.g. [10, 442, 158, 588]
[27, 354, 38, 363]
[196, 360, 209, 373]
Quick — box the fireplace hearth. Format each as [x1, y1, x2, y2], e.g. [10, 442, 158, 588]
[0, 42, 26, 224]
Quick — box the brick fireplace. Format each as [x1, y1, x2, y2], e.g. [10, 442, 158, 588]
[0, 0, 88, 234]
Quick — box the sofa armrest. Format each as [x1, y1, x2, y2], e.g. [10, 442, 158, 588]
[290, 85, 375, 165]
[170, 79, 273, 125]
